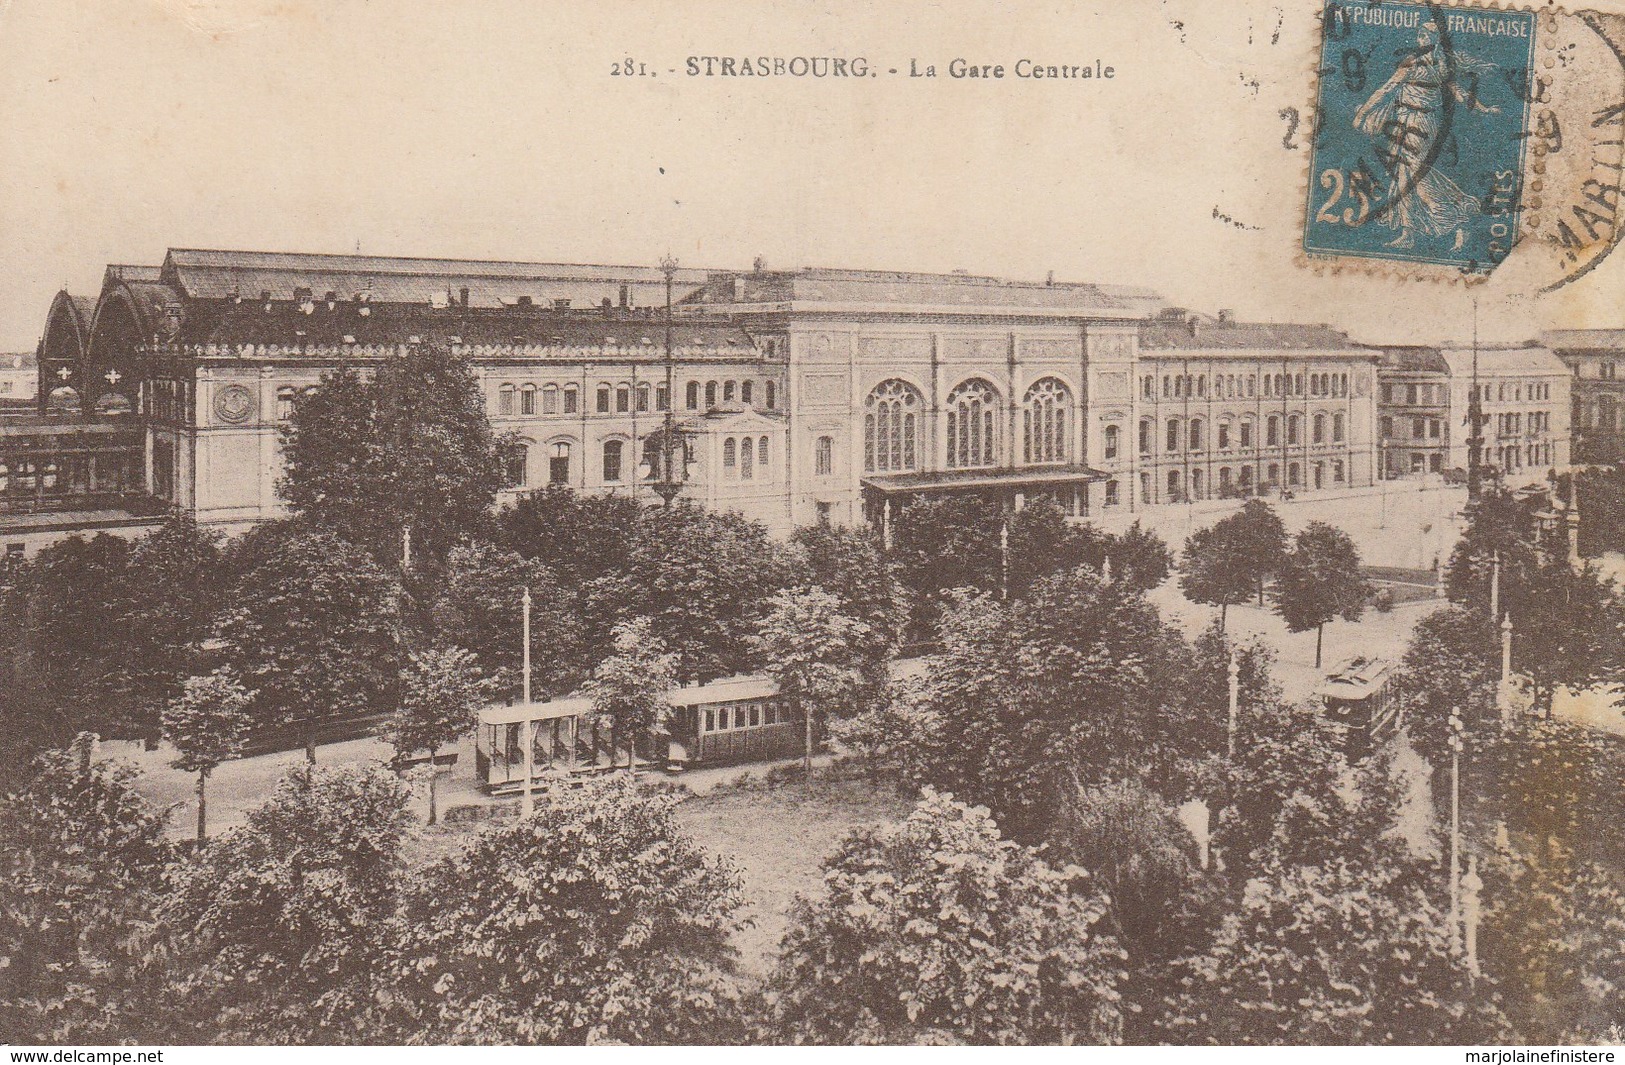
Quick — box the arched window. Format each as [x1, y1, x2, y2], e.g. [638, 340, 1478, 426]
[1022, 378, 1070, 464]
[1167, 469, 1182, 499]
[1333, 413, 1345, 442]
[766, 380, 776, 408]
[543, 384, 559, 414]
[1189, 417, 1205, 451]
[1138, 418, 1152, 456]
[596, 385, 611, 414]
[615, 385, 630, 413]
[1267, 415, 1280, 446]
[520, 383, 537, 415]
[1240, 418, 1254, 449]
[1192, 468, 1205, 499]
[686, 382, 700, 410]
[641, 436, 662, 480]
[741, 380, 754, 404]
[741, 436, 754, 479]
[1103, 423, 1120, 460]
[1267, 463, 1279, 485]
[549, 442, 571, 484]
[1289, 461, 1302, 486]
[865, 379, 922, 472]
[1166, 417, 1181, 453]
[602, 439, 623, 482]
[1287, 414, 1302, 446]
[758, 436, 769, 475]
[1162, 375, 1172, 398]
[1312, 413, 1326, 444]
[499, 384, 516, 416]
[276, 386, 297, 421]
[1142, 375, 1154, 398]
[723, 437, 737, 475]
[636, 384, 650, 413]
[705, 381, 718, 408]
[1239, 465, 1253, 490]
[815, 435, 834, 476]
[723, 380, 736, 403]
[562, 385, 578, 414]
[502, 441, 529, 488]
[946, 379, 999, 468]
[1105, 479, 1120, 506]
[1217, 419, 1231, 450]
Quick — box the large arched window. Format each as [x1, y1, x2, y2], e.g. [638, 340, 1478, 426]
[1022, 377, 1070, 464]
[864, 379, 922, 473]
[947, 379, 1000, 468]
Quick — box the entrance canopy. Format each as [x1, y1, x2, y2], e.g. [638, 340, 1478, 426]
[861, 463, 1106, 495]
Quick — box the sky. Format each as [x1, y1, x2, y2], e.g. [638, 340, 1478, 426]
[1, 0, 1622, 352]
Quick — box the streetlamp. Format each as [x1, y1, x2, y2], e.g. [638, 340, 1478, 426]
[1448, 709, 1464, 954]
[652, 255, 686, 507]
[520, 586, 534, 819]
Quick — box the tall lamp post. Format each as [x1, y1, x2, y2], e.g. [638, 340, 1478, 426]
[652, 255, 685, 507]
[1448, 709, 1464, 954]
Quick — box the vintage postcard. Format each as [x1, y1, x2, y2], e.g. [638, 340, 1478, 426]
[1, 0, 1623, 1054]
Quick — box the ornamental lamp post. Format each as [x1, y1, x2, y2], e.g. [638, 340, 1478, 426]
[1448, 710, 1464, 954]
[520, 585, 534, 819]
[652, 255, 686, 507]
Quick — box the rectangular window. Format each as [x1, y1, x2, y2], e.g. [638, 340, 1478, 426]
[749, 704, 760, 727]
[636, 385, 650, 413]
[563, 387, 578, 414]
[499, 388, 515, 416]
[597, 388, 611, 414]
[656, 385, 669, 412]
[815, 436, 833, 476]
[1218, 422, 1230, 450]
[1407, 384, 1418, 404]
[542, 387, 559, 415]
[520, 388, 536, 415]
[1239, 422, 1252, 448]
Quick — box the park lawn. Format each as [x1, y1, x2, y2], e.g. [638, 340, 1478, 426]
[673, 773, 912, 977]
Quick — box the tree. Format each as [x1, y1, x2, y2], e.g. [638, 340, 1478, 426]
[107, 516, 228, 745]
[1006, 497, 1108, 598]
[497, 483, 641, 589]
[433, 541, 586, 702]
[1514, 560, 1624, 716]
[1179, 517, 1256, 631]
[748, 588, 873, 774]
[162, 668, 253, 841]
[584, 618, 678, 771]
[1445, 489, 1543, 617]
[1392, 606, 1501, 767]
[1104, 520, 1172, 594]
[213, 526, 402, 763]
[1234, 499, 1288, 606]
[888, 494, 1003, 634]
[386, 646, 492, 823]
[1272, 521, 1371, 667]
[789, 520, 906, 676]
[1163, 853, 1508, 1044]
[163, 765, 413, 1043]
[586, 502, 793, 682]
[0, 735, 175, 1043]
[376, 775, 746, 1045]
[766, 788, 1127, 1045]
[278, 344, 505, 566]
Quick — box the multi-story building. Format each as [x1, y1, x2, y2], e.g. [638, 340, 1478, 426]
[1543, 329, 1625, 464]
[1439, 345, 1571, 484]
[1133, 310, 1382, 504]
[1375, 347, 1453, 477]
[0, 353, 37, 406]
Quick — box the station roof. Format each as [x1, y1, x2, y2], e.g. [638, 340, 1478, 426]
[1140, 312, 1370, 353]
[1439, 345, 1568, 378]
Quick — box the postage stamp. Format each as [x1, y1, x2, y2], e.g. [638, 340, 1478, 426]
[1301, 0, 1625, 287]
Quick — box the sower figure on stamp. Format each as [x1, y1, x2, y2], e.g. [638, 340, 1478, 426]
[1353, 20, 1500, 251]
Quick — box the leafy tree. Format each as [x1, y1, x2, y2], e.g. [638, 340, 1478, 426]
[0, 735, 174, 1043]
[584, 618, 678, 771]
[1006, 497, 1108, 598]
[162, 667, 253, 841]
[279, 344, 505, 566]
[386, 646, 492, 823]
[1179, 516, 1257, 631]
[164, 765, 413, 1043]
[748, 588, 873, 774]
[497, 483, 640, 588]
[789, 520, 906, 674]
[888, 494, 1002, 633]
[1557, 466, 1625, 557]
[213, 527, 402, 763]
[1272, 521, 1371, 667]
[105, 516, 228, 745]
[587, 502, 792, 682]
[14, 535, 133, 744]
[1163, 852, 1508, 1044]
[1234, 499, 1288, 605]
[1393, 606, 1501, 767]
[433, 541, 586, 702]
[376, 775, 746, 1045]
[1104, 520, 1173, 595]
[1514, 560, 1624, 716]
[766, 788, 1127, 1045]
[1446, 489, 1544, 617]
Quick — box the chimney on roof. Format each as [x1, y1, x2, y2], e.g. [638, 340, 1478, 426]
[753, 255, 767, 273]
[1046, 271, 1055, 287]
[460, 286, 470, 308]
[1188, 314, 1202, 337]
[516, 295, 533, 307]
[1217, 309, 1234, 325]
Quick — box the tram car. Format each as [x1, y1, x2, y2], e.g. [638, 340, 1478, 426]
[1316, 656, 1401, 755]
[474, 674, 806, 793]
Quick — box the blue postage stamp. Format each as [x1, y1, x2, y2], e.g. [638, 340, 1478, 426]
[1304, 1, 1537, 275]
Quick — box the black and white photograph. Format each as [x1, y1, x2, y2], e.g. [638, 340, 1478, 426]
[1, 0, 1624, 1052]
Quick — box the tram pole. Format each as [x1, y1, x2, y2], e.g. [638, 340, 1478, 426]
[1448, 710, 1463, 955]
[521, 586, 534, 819]
[1226, 651, 1240, 761]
